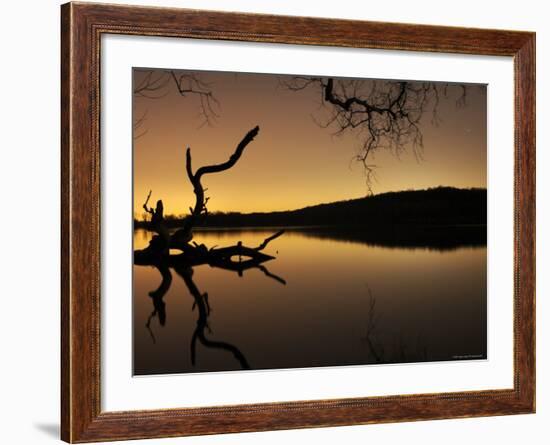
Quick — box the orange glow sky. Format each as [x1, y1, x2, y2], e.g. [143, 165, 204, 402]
[133, 69, 486, 217]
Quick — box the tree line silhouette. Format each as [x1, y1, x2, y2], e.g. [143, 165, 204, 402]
[135, 186, 486, 230]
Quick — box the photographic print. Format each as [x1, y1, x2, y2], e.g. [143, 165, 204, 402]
[132, 68, 487, 376]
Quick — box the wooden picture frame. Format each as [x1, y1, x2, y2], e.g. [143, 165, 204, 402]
[61, 2, 535, 442]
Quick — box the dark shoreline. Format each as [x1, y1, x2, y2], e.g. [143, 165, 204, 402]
[135, 223, 487, 251]
[135, 187, 487, 231]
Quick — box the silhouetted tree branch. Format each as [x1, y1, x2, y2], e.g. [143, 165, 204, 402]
[133, 109, 149, 140]
[169, 71, 220, 127]
[171, 126, 260, 248]
[282, 76, 471, 193]
[134, 127, 286, 272]
[254, 229, 285, 251]
[133, 69, 220, 139]
[141, 190, 170, 256]
[134, 70, 172, 98]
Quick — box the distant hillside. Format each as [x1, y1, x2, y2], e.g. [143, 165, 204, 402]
[136, 187, 487, 229]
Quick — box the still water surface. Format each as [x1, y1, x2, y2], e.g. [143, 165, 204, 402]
[133, 228, 486, 375]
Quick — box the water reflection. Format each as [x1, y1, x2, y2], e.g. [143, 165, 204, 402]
[133, 226, 487, 375]
[175, 265, 251, 369]
[141, 263, 238, 368]
[362, 287, 430, 364]
[136, 230, 288, 372]
[144, 262, 172, 346]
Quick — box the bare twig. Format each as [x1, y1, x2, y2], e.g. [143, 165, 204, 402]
[143, 190, 153, 214]
[133, 69, 220, 132]
[283, 77, 471, 190]
[171, 126, 260, 246]
[255, 230, 285, 251]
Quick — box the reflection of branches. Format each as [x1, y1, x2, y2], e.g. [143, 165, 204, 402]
[362, 285, 428, 364]
[256, 264, 286, 285]
[139, 229, 286, 369]
[145, 313, 157, 344]
[174, 265, 251, 369]
[282, 76, 473, 193]
[363, 287, 383, 363]
[144, 262, 172, 344]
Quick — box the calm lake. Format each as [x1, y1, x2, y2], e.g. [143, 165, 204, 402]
[133, 227, 487, 375]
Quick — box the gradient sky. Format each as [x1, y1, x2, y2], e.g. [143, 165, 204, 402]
[133, 69, 486, 217]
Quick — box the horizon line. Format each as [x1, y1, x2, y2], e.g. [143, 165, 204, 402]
[133, 185, 487, 221]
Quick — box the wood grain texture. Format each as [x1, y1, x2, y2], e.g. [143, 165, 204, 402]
[60, 4, 71, 441]
[60, 2, 536, 442]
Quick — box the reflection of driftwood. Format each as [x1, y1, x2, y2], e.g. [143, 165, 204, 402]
[144, 262, 172, 343]
[139, 260, 251, 368]
[256, 264, 286, 285]
[139, 244, 286, 368]
[363, 288, 383, 363]
[362, 286, 428, 364]
[174, 265, 251, 369]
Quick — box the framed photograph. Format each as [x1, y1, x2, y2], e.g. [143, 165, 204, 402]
[61, 2, 535, 442]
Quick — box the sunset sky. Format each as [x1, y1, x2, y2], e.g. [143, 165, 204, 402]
[133, 69, 486, 217]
